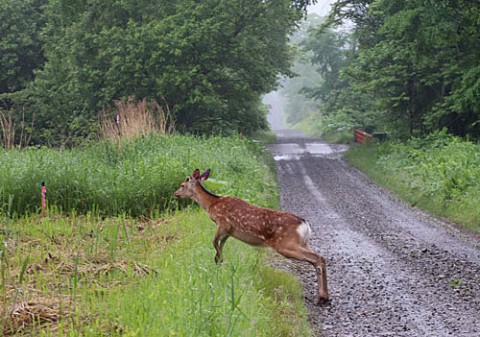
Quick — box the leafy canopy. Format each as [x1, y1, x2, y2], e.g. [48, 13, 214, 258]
[292, 0, 480, 139]
[1, 0, 316, 146]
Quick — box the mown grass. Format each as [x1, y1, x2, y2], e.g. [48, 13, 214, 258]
[0, 210, 310, 336]
[0, 134, 277, 217]
[345, 131, 480, 232]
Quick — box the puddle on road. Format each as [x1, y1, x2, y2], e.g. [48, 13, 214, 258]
[305, 143, 335, 154]
[273, 154, 302, 161]
[269, 143, 306, 155]
[269, 142, 349, 161]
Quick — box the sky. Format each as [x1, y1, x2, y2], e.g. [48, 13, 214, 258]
[307, 0, 336, 17]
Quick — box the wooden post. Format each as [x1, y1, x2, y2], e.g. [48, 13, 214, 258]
[41, 182, 47, 217]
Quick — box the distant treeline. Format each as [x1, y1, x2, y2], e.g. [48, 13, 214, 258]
[0, 0, 314, 147]
[286, 0, 480, 140]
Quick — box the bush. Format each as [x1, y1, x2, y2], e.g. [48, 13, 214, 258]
[347, 130, 480, 231]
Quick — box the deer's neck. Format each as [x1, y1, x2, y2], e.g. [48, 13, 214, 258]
[192, 184, 219, 211]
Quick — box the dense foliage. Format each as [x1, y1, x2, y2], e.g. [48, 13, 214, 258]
[0, 0, 46, 96]
[345, 130, 480, 231]
[0, 134, 277, 217]
[0, 0, 316, 146]
[377, 131, 480, 210]
[285, 0, 480, 140]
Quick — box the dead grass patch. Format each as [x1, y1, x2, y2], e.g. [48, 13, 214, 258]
[1, 297, 73, 336]
[18, 258, 158, 280]
[99, 97, 175, 142]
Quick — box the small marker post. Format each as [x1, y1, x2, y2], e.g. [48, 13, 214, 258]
[41, 182, 47, 217]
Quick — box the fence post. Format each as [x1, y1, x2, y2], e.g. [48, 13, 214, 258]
[41, 182, 47, 217]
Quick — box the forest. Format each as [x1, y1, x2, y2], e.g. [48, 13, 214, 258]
[283, 0, 479, 140]
[0, 0, 312, 147]
[1, 0, 479, 146]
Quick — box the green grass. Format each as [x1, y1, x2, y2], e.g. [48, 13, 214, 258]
[345, 132, 480, 232]
[0, 209, 311, 336]
[0, 133, 312, 336]
[0, 134, 278, 217]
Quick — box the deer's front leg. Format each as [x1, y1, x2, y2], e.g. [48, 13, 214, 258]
[213, 228, 229, 264]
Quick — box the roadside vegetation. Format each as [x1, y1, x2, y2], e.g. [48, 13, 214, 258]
[275, 2, 480, 234]
[345, 131, 480, 233]
[0, 210, 310, 336]
[0, 133, 311, 336]
[0, 134, 276, 218]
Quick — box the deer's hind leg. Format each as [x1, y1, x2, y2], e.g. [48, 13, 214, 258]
[273, 242, 330, 305]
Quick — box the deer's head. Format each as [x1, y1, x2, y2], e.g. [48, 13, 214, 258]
[174, 169, 211, 199]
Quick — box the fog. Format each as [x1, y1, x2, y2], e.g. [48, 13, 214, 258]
[263, 0, 336, 131]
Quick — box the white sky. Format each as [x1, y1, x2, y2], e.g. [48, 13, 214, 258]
[307, 0, 336, 17]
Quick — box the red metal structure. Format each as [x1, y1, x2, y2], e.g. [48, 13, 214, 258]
[354, 129, 373, 144]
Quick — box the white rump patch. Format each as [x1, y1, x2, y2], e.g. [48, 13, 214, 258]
[297, 220, 312, 243]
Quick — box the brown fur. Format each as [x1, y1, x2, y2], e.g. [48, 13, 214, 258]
[174, 169, 330, 305]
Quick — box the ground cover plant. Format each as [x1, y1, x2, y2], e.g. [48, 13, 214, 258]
[0, 134, 277, 217]
[345, 130, 480, 232]
[0, 210, 310, 336]
[0, 134, 311, 335]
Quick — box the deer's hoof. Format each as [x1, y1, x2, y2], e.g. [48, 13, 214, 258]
[316, 295, 331, 306]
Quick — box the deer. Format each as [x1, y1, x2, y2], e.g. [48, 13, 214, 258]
[173, 169, 330, 305]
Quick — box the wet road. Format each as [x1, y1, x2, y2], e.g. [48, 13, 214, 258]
[267, 129, 480, 337]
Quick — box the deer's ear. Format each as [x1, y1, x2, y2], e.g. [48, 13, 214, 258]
[192, 169, 200, 180]
[199, 169, 211, 181]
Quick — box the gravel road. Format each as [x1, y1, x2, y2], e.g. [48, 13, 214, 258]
[264, 93, 480, 336]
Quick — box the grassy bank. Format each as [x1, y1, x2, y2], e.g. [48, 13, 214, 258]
[0, 134, 312, 335]
[0, 210, 310, 336]
[345, 132, 480, 232]
[0, 134, 277, 217]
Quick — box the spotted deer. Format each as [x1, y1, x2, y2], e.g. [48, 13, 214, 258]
[173, 169, 330, 305]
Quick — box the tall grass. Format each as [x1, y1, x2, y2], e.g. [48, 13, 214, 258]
[345, 131, 480, 232]
[0, 134, 277, 217]
[99, 97, 175, 142]
[0, 109, 32, 150]
[0, 210, 310, 336]
[0, 129, 311, 336]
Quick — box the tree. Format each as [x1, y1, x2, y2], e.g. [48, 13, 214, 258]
[0, 0, 46, 100]
[316, 0, 480, 139]
[12, 0, 315, 145]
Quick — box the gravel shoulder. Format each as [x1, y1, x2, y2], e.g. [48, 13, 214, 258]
[267, 129, 480, 337]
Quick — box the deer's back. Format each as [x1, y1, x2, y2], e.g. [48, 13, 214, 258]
[209, 196, 304, 246]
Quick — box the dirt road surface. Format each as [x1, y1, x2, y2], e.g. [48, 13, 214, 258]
[264, 94, 480, 337]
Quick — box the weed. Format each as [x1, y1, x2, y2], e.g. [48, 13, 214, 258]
[0, 211, 310, 336]
[449, 278, 463, 289]
[345, 132, 480, 232]
[0, 134, 278, 217]
[99, 97, 175, 142]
